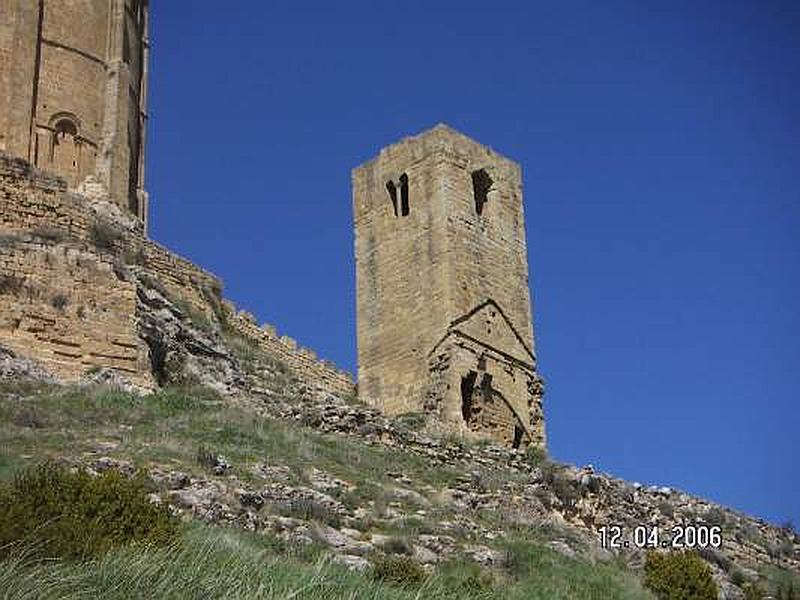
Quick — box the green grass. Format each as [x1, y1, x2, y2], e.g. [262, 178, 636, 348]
[0, 382, 458, 497]
[1, 382, 759, 599]
[0, 523, 656, 600]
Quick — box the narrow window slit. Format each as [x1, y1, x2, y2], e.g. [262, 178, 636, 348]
[512, 425, 524, 449]
[399, 173, 409, 216]
[386, 180, 398, 217]
[472, 168, 493, 216]
[461, 371, 478, 423]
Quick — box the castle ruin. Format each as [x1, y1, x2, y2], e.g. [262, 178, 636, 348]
[1, 2, 545, 449]
[354, 126, 546, 448]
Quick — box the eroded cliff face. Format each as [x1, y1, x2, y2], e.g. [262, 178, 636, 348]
[0, 152, 354, 398]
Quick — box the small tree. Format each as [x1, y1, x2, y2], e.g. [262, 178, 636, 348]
[644, 550, 718, 600]
[0, 462, 178, 560]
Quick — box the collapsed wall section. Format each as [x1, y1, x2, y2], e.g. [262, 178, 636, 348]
[224, 309, 354, 399]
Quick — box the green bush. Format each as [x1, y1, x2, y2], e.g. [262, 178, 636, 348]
[277, 498, 341, 528]
[644, 551, 718, 600]
[371, 555, 427, 588]
[742, 582, 764, 600]
[90, 217, 122, 250]
[0, 462, 178, 560]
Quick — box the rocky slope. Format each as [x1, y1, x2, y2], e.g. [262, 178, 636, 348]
[1, 337, 797, 599]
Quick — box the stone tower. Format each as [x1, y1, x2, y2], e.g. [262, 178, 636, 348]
[353, 124, 545, 448]
[0, 0, 150, 229]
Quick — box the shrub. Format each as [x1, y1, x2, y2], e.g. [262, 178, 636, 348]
[382, 535, 414, 556]
[123, 246, 147, 266]
[31, 226, 65, 243]
[742, 583, 764, 600]
[0, 232, 22, 247]
[658, 499, 675, 518]
[394, 411, 427, 431]
[644, 550, 718, 600]
[0, 274, 24, 295]
[436, 559, 497, 592]
[277, 498, 341, 528]
[0, 462, 178, 560]
[50, 291, 69, 311]
[370, 555, 426, 588]
[196, 444, 218, 469]
[90, 217, 122, 250]
[704, 506, 727, 527]
[524, 445, 549, 466]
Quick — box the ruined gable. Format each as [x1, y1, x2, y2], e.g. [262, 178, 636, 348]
[447, 300, 535, 368]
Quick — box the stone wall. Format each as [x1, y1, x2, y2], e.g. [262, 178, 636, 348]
[0, 152, 353, 397]
[224, 307, 354, 399]
[0, 235, 150, 387]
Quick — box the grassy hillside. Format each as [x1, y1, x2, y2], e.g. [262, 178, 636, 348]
[0, 382, 657, 599]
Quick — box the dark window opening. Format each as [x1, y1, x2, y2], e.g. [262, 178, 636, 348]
[386, 180, 398, 216]
[122, 23, 131, 64]
[512, 425, 524, 449]
[54, 118, 78, 140]
[399, 173, 409, 216]
[472, 168, 493, 216]
[480, 373, 494, 402]
[461, 371, 478, 422]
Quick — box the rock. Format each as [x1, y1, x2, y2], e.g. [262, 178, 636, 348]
[212, 455, 231, 476]
[259, 484, 350, 520]
[238, 489, 265, 509]
[417, 534, 458, 558]
[306, 467, 353, 495]
[413, 544, 440, 564]
[169, 481, 222, 511]
[464, 544, 506, 567]
[88, 456, 134, 476]
[331, 554, 370, 572]
[79, 367, 147, 395]
[136, 282, 243, 395]
[340, 527, 362, 539]
[0, 345, 56, 384]
[252, 464, 292, 482]
[313, 525, 373, 556]
[167, 471, 192, 490]
[385, 486, 430, 508]
[548, 540, 577, 559]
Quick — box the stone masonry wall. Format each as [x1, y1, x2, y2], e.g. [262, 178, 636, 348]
[0, 152, 353, 396]
[353, 125, 543, 447]
[224, 307, 354, 399]
[0, 235, 150, 386]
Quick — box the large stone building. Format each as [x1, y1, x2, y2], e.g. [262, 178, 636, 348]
[0, 0, 150, 229]
[353, 125, 545, 448]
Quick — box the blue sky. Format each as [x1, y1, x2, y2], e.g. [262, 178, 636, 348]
[147, 1, 800, 527]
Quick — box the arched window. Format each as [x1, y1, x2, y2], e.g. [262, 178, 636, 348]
[49, 114, 81, 177]
[53, 117, 78, 141]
